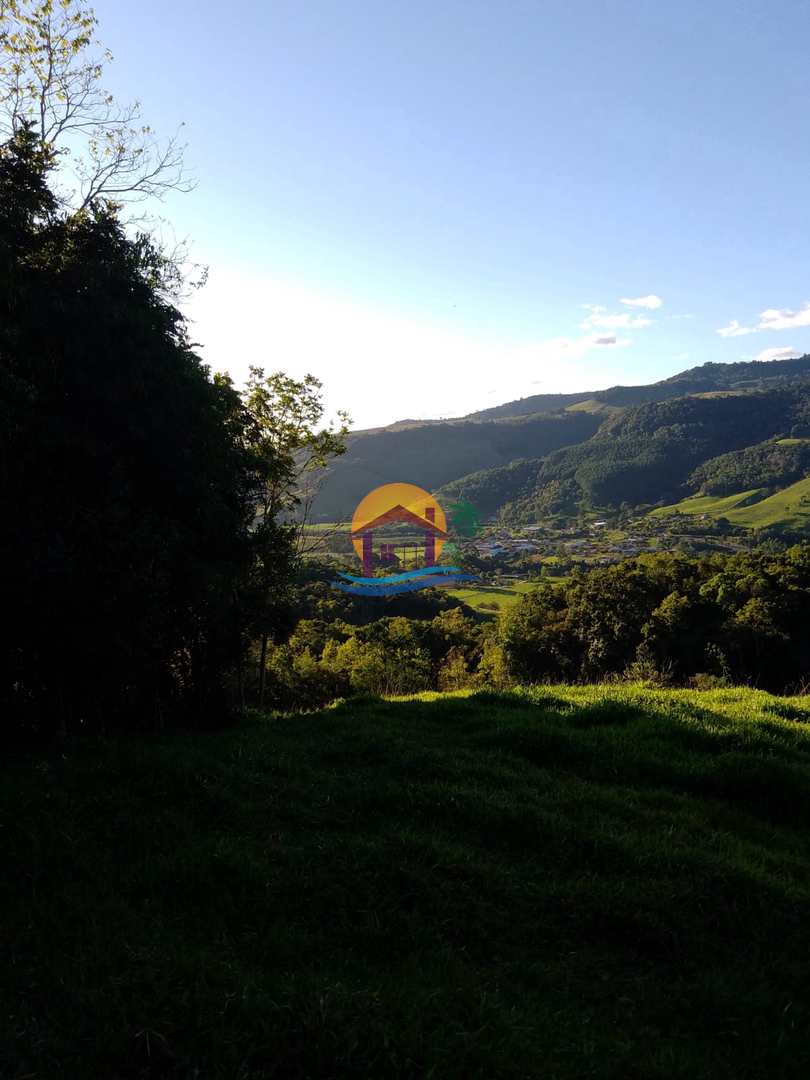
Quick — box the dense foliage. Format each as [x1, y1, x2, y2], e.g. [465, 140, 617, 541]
[689, 437, 810, 496]
[0, 127, 293, 737]
[270, 545, 810, 703]
[502, 546, 810, 691]
[501, 388, 810, 518]
[434, 457, 541, 519]
[311, 410, 600, 520]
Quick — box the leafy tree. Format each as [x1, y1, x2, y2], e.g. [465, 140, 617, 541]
[1, 0, 191, 211]
[1, 125, 272, 737]
[243, 366, 349, 706]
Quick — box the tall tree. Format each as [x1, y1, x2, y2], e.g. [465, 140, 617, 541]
[0, 125, 276, 737]
[0, 0, 191, 211]
[243, 367, 350, 706]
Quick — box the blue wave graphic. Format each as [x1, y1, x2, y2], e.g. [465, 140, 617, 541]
[337, 565, 464, 585]
[332, 573, 478, 597]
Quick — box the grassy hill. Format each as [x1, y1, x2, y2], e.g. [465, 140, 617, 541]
[313, 356, 810, 522]
[4, 686, 810, 1078]
[650, 488, 767, 519]
[653, 477, 810, 529]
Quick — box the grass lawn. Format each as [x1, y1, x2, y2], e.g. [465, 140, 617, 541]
[447, 579, 540, 613]
[3, 685, 810, 1077]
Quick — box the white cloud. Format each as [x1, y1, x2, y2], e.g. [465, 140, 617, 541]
[716, 319, 756, 338]
[619, 294, 663, 310]
[755, 346, 800, 362]
[183, 269, 637, 428]
[757, 303, 810, 330]
[581, 305, 652, 331]
[717, 301, 810, 338]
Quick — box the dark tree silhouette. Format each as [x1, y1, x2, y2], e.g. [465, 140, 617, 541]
[0, 125, 293, 738]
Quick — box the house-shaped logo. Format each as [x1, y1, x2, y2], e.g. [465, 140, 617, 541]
[332, 482, 478, 597]
[351, 484, 449, 576]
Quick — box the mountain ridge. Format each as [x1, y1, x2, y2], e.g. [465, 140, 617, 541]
[314, 354, 810, 523]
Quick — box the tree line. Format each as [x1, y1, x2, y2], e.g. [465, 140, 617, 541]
[262, 545, 810, 706]
[2, 1, 350, 740]
[0, 123, 347, 739]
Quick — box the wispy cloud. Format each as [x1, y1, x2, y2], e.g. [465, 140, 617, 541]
[716, 319, 756, 338]
[755, 346, 800, 362]
[527, 333, 633, 362]
[619, 294, 663, 310]
[718, 301, 810, 338]
[757, 303, 810, 330]
[581, 305, 652, 331]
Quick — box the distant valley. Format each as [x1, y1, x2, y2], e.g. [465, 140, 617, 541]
[314, 354, 810, 530]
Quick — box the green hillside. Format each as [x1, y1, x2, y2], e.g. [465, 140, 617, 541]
[653, 477, 810, 529]
[500, 387, 807, 521]
[314, 356, 810, 522]
[4, 686, 810, 1078]
[651, 488, 766, 519]
[689, 437, 810, 497]
[727, 476, 810, 527]
[564, 397, 624, 416]
[311, 411, 599, 520]
[465, 354, 810, 421]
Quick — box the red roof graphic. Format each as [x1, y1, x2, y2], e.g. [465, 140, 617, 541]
[351, 504, 447, 537]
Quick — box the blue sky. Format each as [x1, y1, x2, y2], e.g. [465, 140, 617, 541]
[93, 0, 810, 427]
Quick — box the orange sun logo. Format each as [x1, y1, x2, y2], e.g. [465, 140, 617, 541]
[351, 483, 448, 574]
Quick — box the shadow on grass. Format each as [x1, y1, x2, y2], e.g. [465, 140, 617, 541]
[323, 688, 810, 828]
[4, 687, 810, 1079]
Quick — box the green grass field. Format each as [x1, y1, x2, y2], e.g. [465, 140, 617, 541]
[447, 579, 541, 612]
[4, 685, 810, 1078]
[651, 477, 810, 530]
[650, 488, 765, 519]
[724, 476, 810, 528]
[564, 398, 623, 416]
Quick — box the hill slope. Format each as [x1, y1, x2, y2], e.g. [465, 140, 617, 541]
[314, 355, 810, 521]
[499, 386, 810, 520]
[465, 354, 810, 420]
[655, 475, 810, 530]
[312, 410, 600, 520]
[4, 686, 810, 1078]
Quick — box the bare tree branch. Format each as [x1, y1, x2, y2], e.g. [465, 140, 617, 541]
[0, 0, 193, 212]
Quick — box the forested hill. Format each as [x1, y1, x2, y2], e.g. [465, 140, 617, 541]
[313, 355, 810, 521]
[311, 410, 601, 520]
[463, 354, 810, 420]
[498, 386, 810, 520]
